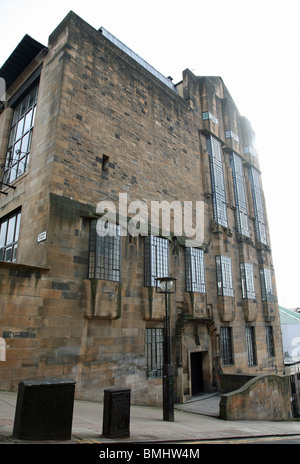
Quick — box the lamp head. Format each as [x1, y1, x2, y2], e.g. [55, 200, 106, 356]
[155, 276, 177, 293]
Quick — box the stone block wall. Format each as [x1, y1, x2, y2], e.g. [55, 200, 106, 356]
[219, 374, 292, 420]
[0, 11, 285, 405]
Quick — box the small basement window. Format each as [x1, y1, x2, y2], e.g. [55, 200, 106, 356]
[102, 154, 109, 172]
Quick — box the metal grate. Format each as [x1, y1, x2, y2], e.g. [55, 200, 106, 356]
[240, 262, 256, 300]
[89, 219, 121, 282]
[185, 247, 206, 293]
[260, 268, 274, 302]
[144, 236, 169, 287]
[230, 152, 250, 237]
[245, 326, 257, 366]
[220, 327, 233, 365]
[216, 255, 234, 297]
[249, 166, 268, 245]
[202, 111, 219, 126]
[145, 328, 164, 379]
[206, 135, 228, 228]
[265, 326, 275, 357]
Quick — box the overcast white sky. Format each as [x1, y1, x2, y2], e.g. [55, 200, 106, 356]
[1, 0, 299, 308]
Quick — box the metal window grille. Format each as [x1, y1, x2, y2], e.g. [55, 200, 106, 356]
[206, 135, 228, 228]
[202, 111, 219, 126]
[144, 236, 169, 287]
[145, 328, 164, 379]
[0, 209, 21, 263]
[230, 152, 250, 237]
[185, 247, 206, 293]
[249, 166, 268, 245]
[265, 326, 275, 357]
[240, 263, 256, 300]
[244, 146, 257, 157]
[216, 256, 234, 297]
[260, 268, 274, 302]
[245, 326, 257, 366]
[88, 219, 121, 282]
[225, 130, 240, 143]
[220, 327, 233, 365]
[2, 85, 38, 185]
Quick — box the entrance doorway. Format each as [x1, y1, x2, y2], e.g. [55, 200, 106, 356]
[190, 352, 203, 396]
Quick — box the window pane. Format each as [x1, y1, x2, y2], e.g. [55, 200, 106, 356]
[21, 131, 30, 154]
[15, 212, 21, 242]
[12, 107, 20, 125]
[12, 244, 18, 263]
[17, 158, 25, 177]
[7, 216, 16, 244]
[19, 97, 27, 119]
[0, 221, 7, 248]
[8, 125, 16, 147]
[26, 130, 33, 155]
[12, 140, 21, 163]
[27, 90, 34, 109]
[31, 106, 37, 126]
[15, 118, 24, 141]
[4, 246, 12, 262]
[23, 109, 33, 134]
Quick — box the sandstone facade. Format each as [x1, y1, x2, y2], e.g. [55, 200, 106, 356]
[0, 12, 284, 405]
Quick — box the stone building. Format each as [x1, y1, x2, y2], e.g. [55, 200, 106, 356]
[0, 11, 284, 405]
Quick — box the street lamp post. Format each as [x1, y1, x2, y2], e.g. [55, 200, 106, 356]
[155, 276, 177, 422]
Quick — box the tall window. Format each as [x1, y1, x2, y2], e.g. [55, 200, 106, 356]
[2, 85, 38, 185]
[145, 328, 164, 379]
[260, 268, 274, 302]
[0, 209, 21, 263]
[88, 219, 121, 282]
[249, 166, 268, 245]
[206, 135, 228, 228]
[265, 326, 275, 357]
[216, 256, 234, 297]
[220, 327, 233, 365]
[245, 326, 257, 366]
[240, 263, 256, 300]
[144, 236, 169, 287]
[185, 247, 206, 293]
[231, 152, 250, 237]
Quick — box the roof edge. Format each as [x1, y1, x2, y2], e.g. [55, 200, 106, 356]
[0, 34, 47, 91]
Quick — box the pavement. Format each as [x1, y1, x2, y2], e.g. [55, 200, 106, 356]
[0, 390, 299, 445]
